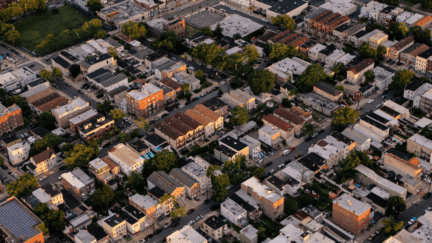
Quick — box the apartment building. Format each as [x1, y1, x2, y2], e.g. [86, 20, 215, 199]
[147, 170, 186, 199]
[173, 71, 201, 91]
[347, 58, 375, 84]
[373, 66, 395, 90]
[184, 109, 215, 139]
[121, 204, 147, 234]
[222, 89, 256, 111]
[241, 177, 284, 220]
[7, 140, 30, 165]
[126, 83, 164, 119]
[418, 89, 432, 115]
[216, 136, 249, 161]
[240, 136, 262, 161]
[108, 143, 145, 176]
[325, 49, 346, 68]
[80, 53, 116, 74]
[52, 98, 90, 128]
[86, 223, 109, 243]
[384, 148, 422, 178]
[313, 81, 343, 102]
[333, 24, 366, 42]
[308, 43, 327, 61]
[167, 225, 207, 243]
[221, 192, 260, 228]
[400, 43, 429, 64]
[387, 36, 414, 61]
[0, 103, 24, 135]
[155, 118, 194, 150]
[31, 183, 63, 209]
[262, 114, 295, 141]
[298, 40, 318, 56]
[273, 107, 308, 136]
[193, 104, 224, 130]
[77, 114, 115, 141]
[342, 127, 371, 151]
[102, 214, 127, 240]
[265, 173, 301, 196]
[88, 158, 115, 185]
[308, 137, 348, 168]
[201, 216, 227, 240]
[407, 134, 432, 160]
[129, 194, 158, 223]
[29, 92, 68, 115]
[411, 15, 432, 30]
[62, 168, 95, 201]
[266, 57, 310, 84]
[369, 32, 388, 49]
[415, 47, 432, 73]
[75, 230, 96, 243]
[201, 97, 229, 117]
[68, 109, 99, 133]
[169, 168, 199, 199]
[26, 148, 58, 176]
[259, 125, 283, 148]
[159, 77, 182, 94]
[332, 194, 371, 235]
[172, 112, 205, 140]
[181, 162, 212, 195]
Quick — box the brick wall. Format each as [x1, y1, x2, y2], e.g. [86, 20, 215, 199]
[332, 202, 370, 235]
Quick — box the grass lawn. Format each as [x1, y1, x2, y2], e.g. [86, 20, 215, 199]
[15, 6, 89, 51]
[189, 145, 201, 151]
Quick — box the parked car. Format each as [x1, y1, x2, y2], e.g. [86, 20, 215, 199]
[65, 82, 72, 87]
[285, 159, 292, 165]
[305, 137, 312, 142]
[290, 147, 296, 151]
[171, 222, 179, 227]
[295, 153, 302, 159]
[408, 217, 417, 225]
[265, 161, 273, 167]
[424, 192, 431, 199]
[318, 129, 325, 134]
[203, 199, 211, 204]
[1, 165, 7, 169]
[187, 209, 195, 214]
[283, 150, 290, 155]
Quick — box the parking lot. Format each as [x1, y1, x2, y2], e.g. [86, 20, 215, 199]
[22, 61, 45, 72]
[0, 44, 29, 69]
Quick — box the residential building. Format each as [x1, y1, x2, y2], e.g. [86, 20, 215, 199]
[108, 143, 144, 176]
[333, 24, 366, 43]
[172, 112, 205, 141]
[80, 53, 116, 74]
[201, 97, 229, 117]
[7, 140, 30, 165]
[342, 127, 371, 151]
[62, 168, 95, 201]
[32, 183, 63, 209]
[173, 71, 201, 91]
[400, 43, 429, 65]
[359, 115, 390, 140]
[373, 66, 395, 90]
[388, 36, 414, 61]
[121, 204, 147, 234]
[201, 216, 227, 240]
[410, 15, 432, 30]
[326, 49, 346, 67]
[383, 100, 410, 118]
[240, 135, 262, 161]
[143, 133, 171, 152]
[298, 40, 318, 56]
[126, 83, 164, 119]
[163, 18, 186, 38]
[314, 81, 343, 102]
[384, 148, 422, 178]
[308, 137, 348, 168]
[77, 114, 114, 141]
[418, 88, 432, 114]
[308, 44, 327, 61]
[102, 214, 127, 240]
[26, 148, 58, 176]
[407, 133, 432, 160]
[75, 230, 96, 243]
[0, 197, 45, 243]
[193, 104, 224, 130]
[332, 194, 371, 235]
[239, 225, 258, 243]
[404, 80, 432, 108]
[298, 92, 341, 116]
[97, 1, 149, 28]
[52, 98, 90, 128]
[259, 125, 283, 148]
[129, 194, 158, 223]
[265, 173, 301, 196]
[347, 58, 375, 84]
[415, 47, 432, 73]
[169, 168, 199, 199]
[224, 89, 256, 111]
[221, 196, 249, 228]
[154, 117, 195, 149]
[273, 107, 309, 136]
[85, 68, 128, 92]
[262, 114, 295, 141]
[167, 225, 207, 243]
[88, 158, 115, 186]
[216, 136, 249, 162]
[86, 223, 109, 243]
[241, 177, 284, 220]
[126, 138, 151, 156]
[0, 67, 37, 92]
[68, 109, 99, 133]
[335, 53, 356, 66]
[158, 77, 182, 94]
[147, 170, 186, 199]
[318, 45, 337, 63]
[369, 31, 388, 49]
[0, 104, 24, 135]
[29, 91, 69, 116]
[184, 109, 215, 139]
[181, 162, 212, 195]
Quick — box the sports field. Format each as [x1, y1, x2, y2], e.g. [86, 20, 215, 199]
[15, 6, 89, 51]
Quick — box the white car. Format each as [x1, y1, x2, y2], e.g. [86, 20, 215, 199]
[58, 176, 62, 180]
[367, 99, 374, 104]
[278, 164, 285, 169]
[426, 207, 432, 213]
[178, 104, 185, 108]
[188, 66, 195, 70]
[163, 223, 171, 228]
[269, 169, 275, 175]
[408, 219, 416, 225]
[230, 7, 235, 10]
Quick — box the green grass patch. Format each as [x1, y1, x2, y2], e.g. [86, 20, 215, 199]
[190, 145, 201, 151]
[201, 81, 213, 89]
[15, 6, 89, 51]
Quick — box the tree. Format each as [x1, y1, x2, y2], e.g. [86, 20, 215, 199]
[331, 62, 345, 77]
[134, 117, 150, 131]
[201, 26, 213, 37]
[94, 29, 106, 39]
[383, 218, 404, 236]
[122, 21, 147, 39]
[358, 42, 377, 60]
[33, 203, 66, 235]
[282, 98, 291, 108]
[39, 111, 56, 130]
[19, 0, 39, 13]
[6, 173, 39, 198]
[230, 106, 249, 126]
[143, 150, 178, 178]
[244, 44, 260, 63]
[335, 85, 345, 92]
[213, 23, 223, 39]
[420, 76, 430, 83]
[252, 167, 265, 179]
[206, 165, 221, 177]
[258, 227, 266, 238]
[91, 184, 115, 212]
[52, 67, 62, 79]
[109, 108, 126, 121]
[271, 15, 297, 30]
[218, 88, 223, 96]
[212, 174, 230, 202]
[40, 68, 52, 81]
[182, 83, 191, 92]
[3, 95, 26, 108]
[4, 29, 20, 45]
[389, 22, 409, 40]
[269, 43, 299, 61]
[296, 64, 327, 93]
[107, 47, 119, 59]
[170, 206, 186, 218]
[127, 171, 145, 193]
[332, 107, 359, 128]
[1, 3, 24, 21]
[389, 69, 415, 91]
[69, 64, 81, 78]
[97, 101, 114, 115]
[29, 134, 64, 156]
[303, 122, 316, 136]
[190, 43, 224, 66]
[87, 0, 102, 13]
[410, 26, 432, 46]
[195, 70, 207, 83]
[421, 0, 432, 10]
[0, 156, 4, 166]
[377, 45, 387, 62]
[64, 143, 99, 168]
[365, 70, 375, 84]
[233, 64, 254, 82]
[386, 196, 406, 218]
[154, 30, 178, 50]
[248, 69, 274, 95]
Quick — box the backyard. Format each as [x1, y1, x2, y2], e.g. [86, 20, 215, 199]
[15, 6, 89, 51]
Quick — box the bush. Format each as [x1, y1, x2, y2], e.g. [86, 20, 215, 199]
[51, 8, 59, 14]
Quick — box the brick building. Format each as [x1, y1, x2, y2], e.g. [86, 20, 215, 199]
[332, 194, 371, 235]
[126, 83, 164, 118]
[61, 168, 95, 201]
[0, 103, 24, 136]
[129, 194, 158, 224]
[163, 18, 186, 38]
[383, 148, 422, 179]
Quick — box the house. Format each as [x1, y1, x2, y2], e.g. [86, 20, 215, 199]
[347, 58, 375, 84]
[221, 196, 251, 228]
[333, 24, 366, 43]
[169, 168, 199, 199]
[194, 104, 224, 130]
[26, 148, 58, 176]
[369, 31, 388, 49]
[221, 89, 256, 110]
[262, 114, 295, 141]
[342, 127, 371, 151]
[85, 68, 128, 92]
[167, 225, 207, 243]
[298, 93, 341, 116]
[273, 107, 309, 136]
[200, 216, 227, 240]
[241, 177, 284, 220]
[388, 36, 414, 61]
[181, 162, 212, 195]
[411, 15, 432, 30]
[265, 174, 301, 196]
[0, 103, 24, 137]
[147, 170, 186, 199]
[145, 51, 168, 69]
[86, 223, 109, 243]
[298, 40, 318, 56]
[129, 194, 158, 223]
[173, 112, 205, 141]
[31, 183, 63, 209]
[158, 77, 182, 94]
[7, 140, 30, 165]
[239, 225, 258, 243]
[143, 133, 171, 152]
[359, 115, 390, 141]
[77, 114, 115, 141]
[259, 125, 283, 148]
[326, 49, 346, 68]
[126, 83, 164, 119]
[108, 143, 145, 176]
[101, 157, 120, 176]
[384, 148, 422, 179]
[88, 158, 116, 187]
[400, 43, 429, 65]
[62, 168, 96, 201]
[407, 133, 432, 161]
[403, 79, 432, 106]
[308, 44, 327, 61]
[126, 138, 151, 156]
[75, 230, 96, 243]
[308, 138, 347, 168]
[52, 97, 91, 128]
[314, 81, 343, 102]
[0, 67, 37, 92]
[102, 214, 127, 240]
[373, 66, 395, 90]
[240, 136, 262, 161]
[172, 71, 201, 91]
[418, 87, 432, 115]
[29, 91, 69, 116]
[186, 33, 215, 47]
[80, 53, 115, 74]
[332, 194, 371, 235]
[184, 109, 215, 139]
[201, 97, 229, 117]
[155, 118, 195, 149]
[0, 197, 45, 243]
[68, 109, 99, 133]
[415, 47, 432, 73]
[216, 136, 249, 162]
[121, 204, 147, 234]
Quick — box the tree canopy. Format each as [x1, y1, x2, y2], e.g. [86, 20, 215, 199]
[389, 22, 409, 40]
[201, 26, 213, 37]
[365, 70, 375, 84]
[230, 106, 249, 126]
[154, 30, 178, 50]
[143, 150, 178, 178]
[127, 171, 146, 194]
[358, 42, 377, 60]
[64, 142, 99, 168]
[39, 111, 56, 130]
[332, 107, 359, 128]
[269, 44, 299, 61]
[244, 44, 260, 63]
[296, 64, 327, 93]
[6, 173, 39, 198]
[303, 122, 316, 136]
[87, 0, 102, 12]
[109, 108, 126, 121]
[248, 69, 274, 95]
[386, 196, 406, 218]
[410, 26, 432, 46]
[383, 218, 404, 236]
[29, 134, 64, 157]
[389, 69, 415, 91]
[122, 21, 147, 39]
[212, 174, 230, 202]
[33, 203, 66, 235]
[91, 184, 115, 212]
[97, 101, 114, 115]
[271, 15, 297, 30]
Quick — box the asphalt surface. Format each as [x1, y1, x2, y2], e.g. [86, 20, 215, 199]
[214, 5, 279, 31]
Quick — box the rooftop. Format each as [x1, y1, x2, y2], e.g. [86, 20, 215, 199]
[52, 97, 88, 115]
[256, 0, 307, 15]
[219, 136, 248, 152]
[203, 215, 226, 230]
[100, 0, 147, 23]
[182, 162, 206, 179]
[315, 81, 343, 96]
[104, 214, 125, 228]
[211, 14, 263, 38]
[129, 194, 157, 209]
[128, 83, 161, 101]
[409, 134, 432, 151]
[333, 194, 371, 215]
[242, 177, 282, 203]
[109, 143, 144, 168]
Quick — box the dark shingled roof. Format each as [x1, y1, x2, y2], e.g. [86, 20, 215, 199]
[361, 116, 389, 131]
[380, 106, 400, 117]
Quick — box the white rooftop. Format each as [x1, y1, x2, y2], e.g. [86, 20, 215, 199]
[222, 197, 247, 215]
[409, 133, 432, 151]
[383, 100, 410, 115]
[396, 11, 414, 23]
[309, 43, 327, 54]
[62, 172, 85, 190]
[146, 18, 168, 31]
[109, 143, 144, 168]
[335, 53, 356, 66]
[182, 162, 206, 179]
[414, 117, 432, 128]
[69, 109, 98, 125]
[371, 186, 391, 199]
[327, 49, 346, 61]
[128, 83, 161, 101]
[406, 13, 424, 25]
[374, 110, 398, 126]
[382, 40, 398, 49]
[242, 177, 282, 203]
[211, 14, 263, 38]
[129, 194, 158, 209]
[75, 230, 96, 243]
[319, 1, 357, 15]
[333, 193, 371, 216]
[89, 158, 108, 171]
[240, 225, 258, 240]
[168, 225, 207, 243]
[226, 46, 243, 55]
[32, 188, 52, 204]
[260, 124, 280, 136]
[355, 164, 407, 196]
[52, 98, 87, 116]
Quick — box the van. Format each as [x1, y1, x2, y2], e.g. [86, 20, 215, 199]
[283, 150, 290, 156]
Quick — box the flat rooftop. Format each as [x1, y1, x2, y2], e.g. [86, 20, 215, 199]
[100, 0, 147, 23]
[211, 14, 263, 38]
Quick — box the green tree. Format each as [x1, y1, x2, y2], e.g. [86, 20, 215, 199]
[19, 0, 39, 13]
[201, 26, 213, 37]
[303, 122, 316, 136]
[282, 98, 291, 108]
[410, 26, 432, 45]
[269, 43, 299, 61]
[389, 22, 409, 40]
[134, 117, 150, 131]
[233, 64, 254, 82]
[94, 29, 106, 39]
[212, 174, 230, 202]
[97, 101, 114, 115]
[218, 88, 223, 96]
[33, 203, 66, 235]
[3, 95, 26, 108]
[91, 184, 115, 212]
[386, 196, 406, 218]
[40, 68, 52, 81]
[87, 0, 102, 13]
[383, 218, 404, 236]
[332, 107, 359, 129]
[248, 69, 274, 95]
[39, 111, 56, 130]
[64, 143, 99, 168]
[195, 70, 207, 83]
[420, 0, 432, 11]
[122, 21, 147, 39]
[213, 23, 223, 38]
[358, 42, 377, 60]
[335, 85, 345, 92]
[107, 47, 119, 59]
[0, 156, 4, 166]
[170, 206, 186, 218]
[420, 76, 430, 83]
[365, 70, 375, 84]
[118, 133, 132, 143]
[182, 83, 191, 92]
[52, 67, 62, 79]
[296, 64, 327, 93]
[206, 165, 221, 177]
[29, 134, 64, 156]
[1, 2, 24, 21]
[258, 227, 266, 238]
[154, 30, 178, 50]
[377, 45, 387, 62]
[252, 167, 265, 179]
[331, 62, 345, 77]
[271, 15, 297, 30]
[143, 150, 178, 178]
[109, 108, 126, 121]
[4, 29, 20, 45]
[230, 106, 249, 126]
[127, 171, 145, 193]
[6, 173, 39, 198]
[244, 44, 260, 63]
[190, 43, 224, 66]
[389, 69, 415, 91]
[70, 64, 81, 78]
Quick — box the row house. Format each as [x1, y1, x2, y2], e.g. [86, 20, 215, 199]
[181, 162, 212, 195]
[147, 170, 186, 206]
[121, 204, 147, 234]
[347, 58, 375, 84]
[298, 40, 318, 56]
[193, 104, 224, 130]
[26, 148, 58, 176]
[400, 43, 429, 65]
[314, 81, 343, 102]
[126, 83, 164, 119]
[262, 114, 295, 141]
[415, 47, 432, 73]
[323, 15, 350, 37]
[304, 8, 331, 29]
[308, 10, 334, 33]
[410, 15, 432, 30]
[407, 133, 432, 161]
[29, 92, 69, 116]
[68, 109, 99, 133]
[201, 97, 229, 117]
[216, 136, 249, 162]
[221, 192, 261, 228]
[315, 12, 342, 37]
[102, 214, 127, 241]
[129, 194, 158, 223]
[52, 97, 90, 128]
[155, 118, 193, 150]
[369, 31, 389, 49]
[88, 158, 116, 188]
[108, 143, 144, 176]
[308, 136, 350, 168]
[62, 168, 95, 201]
[77, 114, 114, 141]
[173, 112, 205, 140]
[383, 148, 422, 179]
[387, 36, 414, 61]
[336, 24, 366, 43]
[169, 168, 200, 199]
[273, 107, 309, 136]
[184, 109, 215, 138]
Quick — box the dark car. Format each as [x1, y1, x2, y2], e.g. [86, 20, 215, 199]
[58, 235, 66, 242]
[285, 159, 292, 165]
[144, 234, 153, 240]
[1, 165, 7, 169]
[318, 129, 325, 134]
[172, 217, 180, 223]
[154, 229, 162, 235]
[305, 136, 312, 142]
[78, 89, 84, 94]
[185, 101, 192, 105]
[187, 209, 195, 214]
[161, 113, 169, 118]
[59, 166, 65, 170]
[162, 237, 167, 242]
[203, 199, 211, 204]
[424, 192, 431, 199]
[171, 222, 179, 227]
[192, 97, 200, 101]
[264, 161, 273, 167]
[295, 153, 303, 159]
[96, 93, 104, 98]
